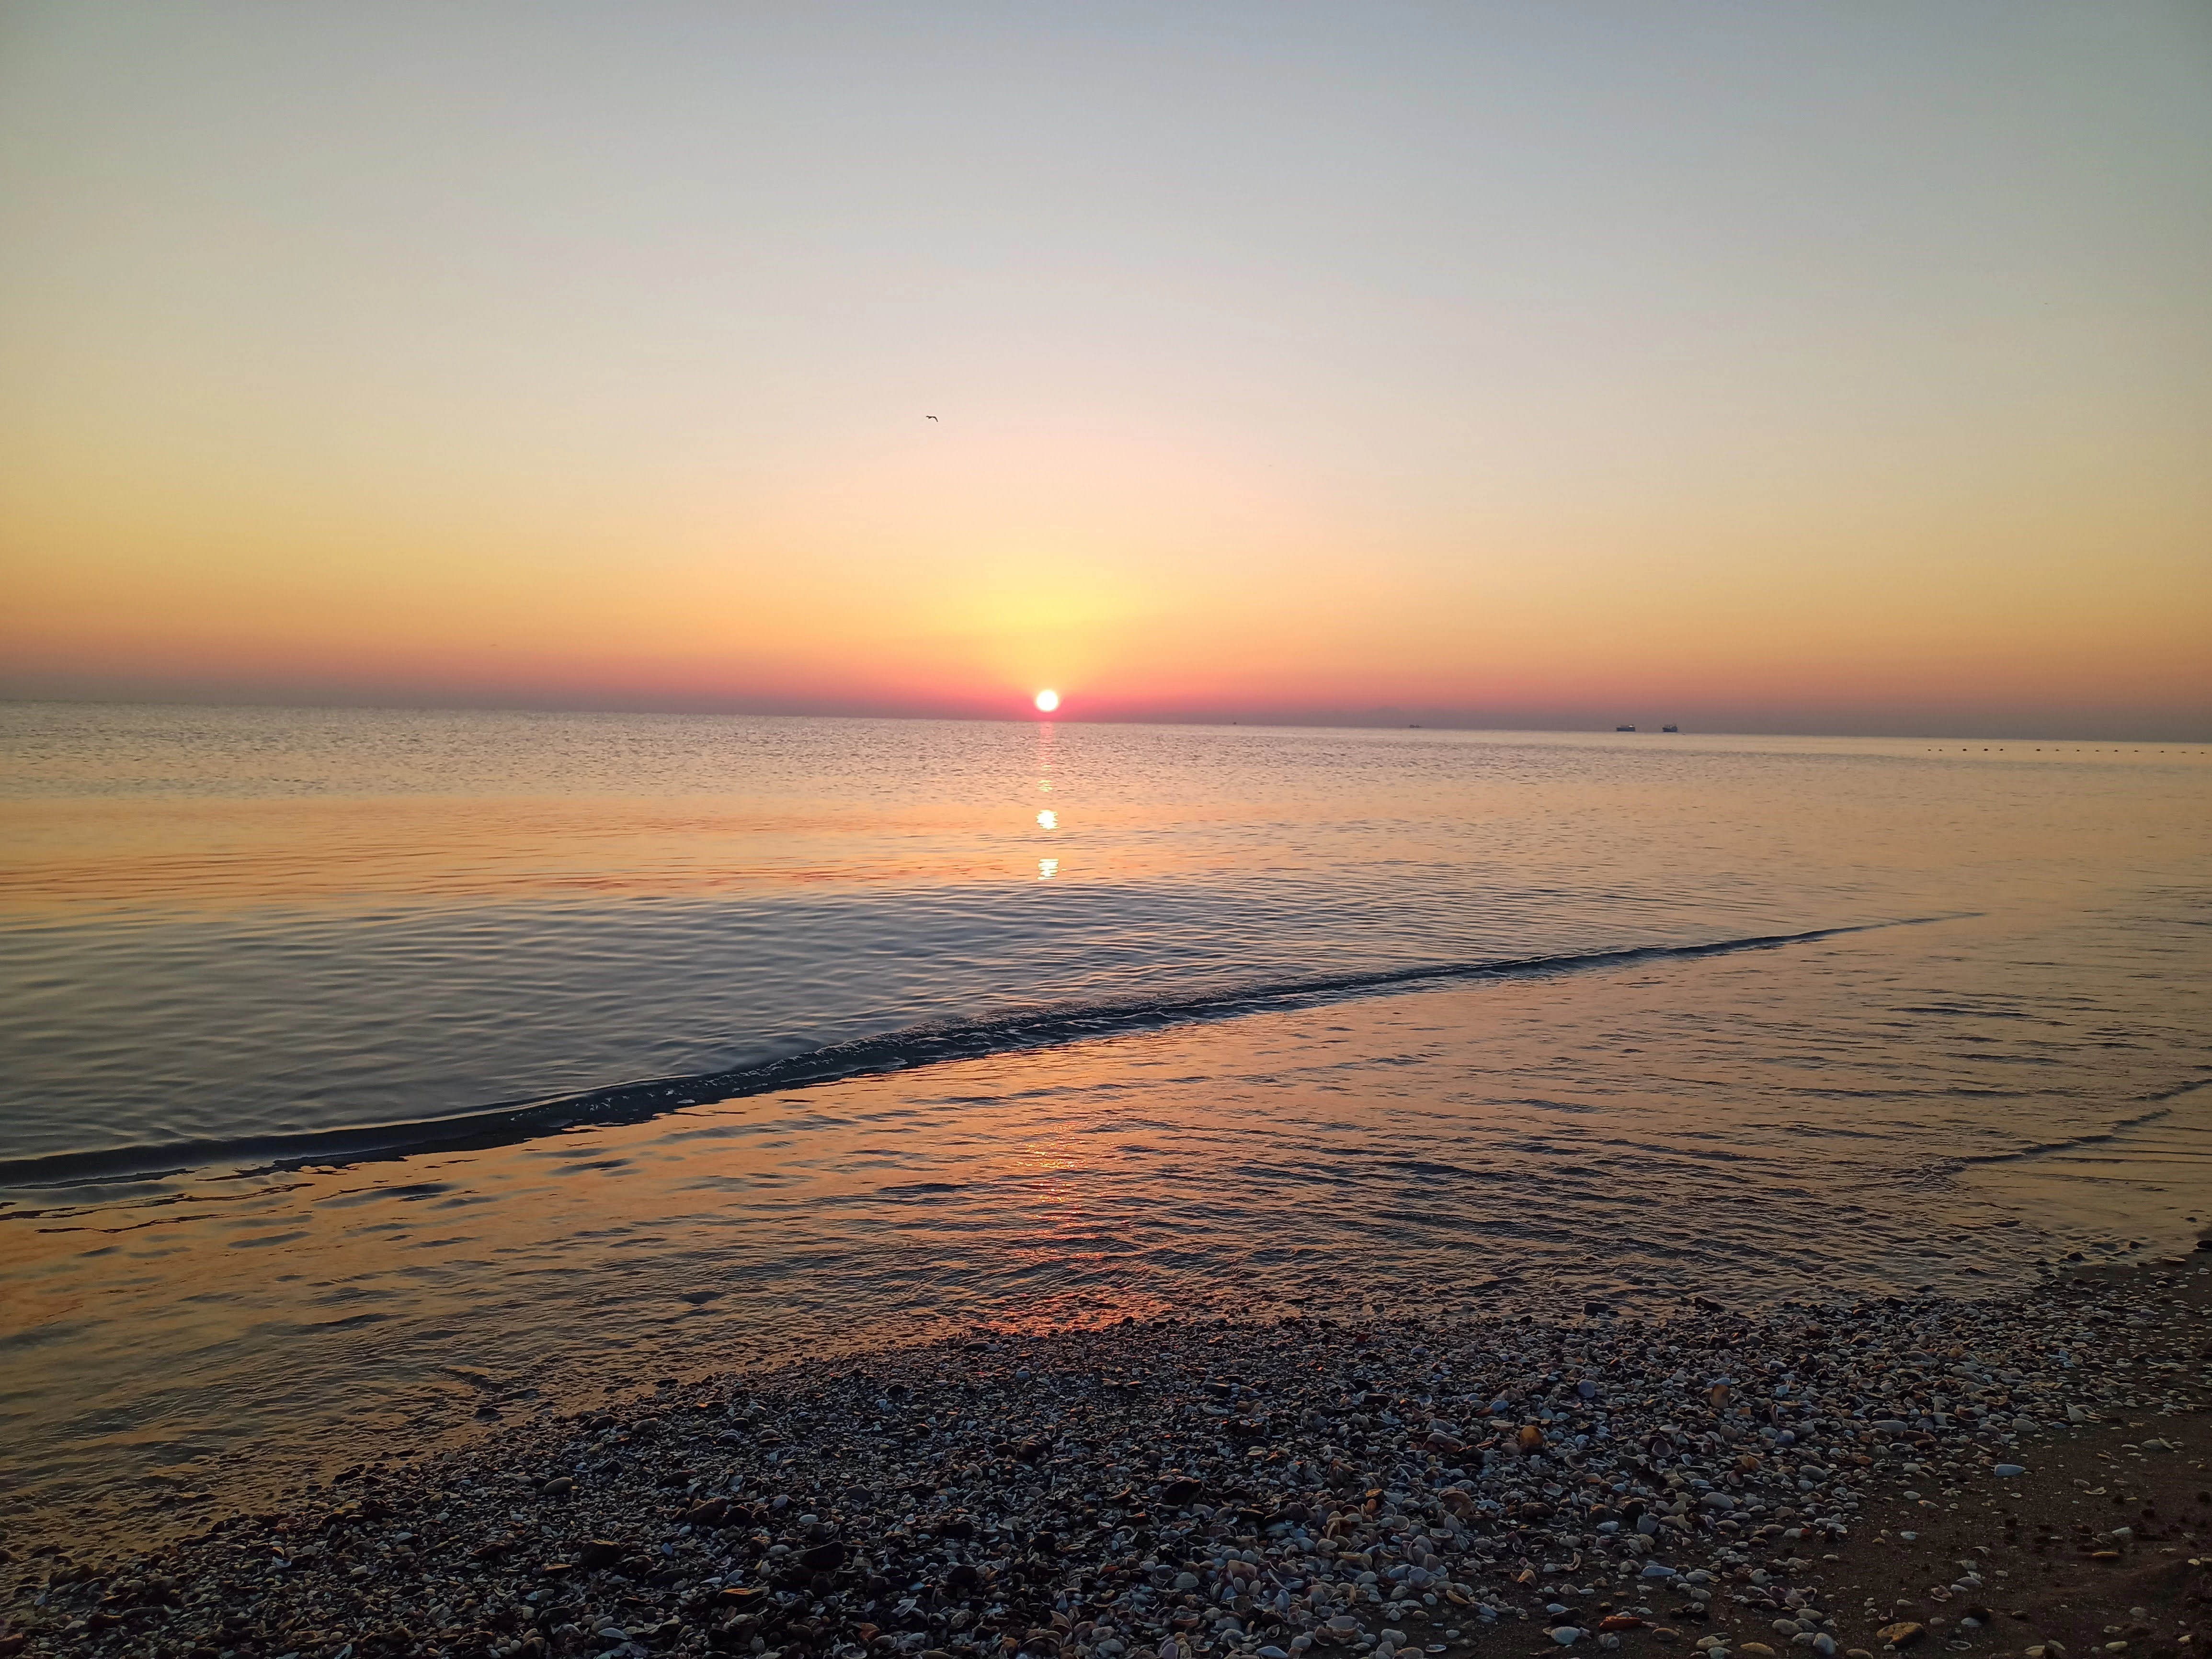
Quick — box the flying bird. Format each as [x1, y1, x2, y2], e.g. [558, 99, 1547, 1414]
[926, 415, 938, 421]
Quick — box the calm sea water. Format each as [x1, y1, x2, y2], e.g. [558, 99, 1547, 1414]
[1, 703, 2207, 1539]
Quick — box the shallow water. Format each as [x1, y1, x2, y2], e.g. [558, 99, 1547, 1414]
[0, 705, 2206, 1538]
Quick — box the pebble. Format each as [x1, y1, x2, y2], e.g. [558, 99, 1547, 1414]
[7, 1274, 2199, 1659]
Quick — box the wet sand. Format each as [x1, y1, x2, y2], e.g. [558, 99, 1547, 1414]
[5, 1239, 2207, 1659]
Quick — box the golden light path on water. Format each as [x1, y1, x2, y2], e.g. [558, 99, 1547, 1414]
[0, 706, 2206, 1548]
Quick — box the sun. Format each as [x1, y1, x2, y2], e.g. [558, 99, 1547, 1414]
[1033, 689, 1060, 713]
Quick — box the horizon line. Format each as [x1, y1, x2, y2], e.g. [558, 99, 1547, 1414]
[2, 692, 2205, 749]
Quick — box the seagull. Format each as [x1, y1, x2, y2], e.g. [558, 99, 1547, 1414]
[926, 415, 938, 421]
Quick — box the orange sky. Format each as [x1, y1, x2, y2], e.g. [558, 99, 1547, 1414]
[2, 3, 2208, 737]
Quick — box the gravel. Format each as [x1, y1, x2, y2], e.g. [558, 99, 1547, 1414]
[5, 1269, 2205, 1659]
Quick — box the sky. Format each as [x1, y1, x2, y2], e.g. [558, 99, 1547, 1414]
[1, 1, 2208, 738]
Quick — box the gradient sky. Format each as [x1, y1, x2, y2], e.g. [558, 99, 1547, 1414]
[2, 1, 2207, 737]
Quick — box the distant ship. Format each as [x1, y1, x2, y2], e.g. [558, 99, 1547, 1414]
[1616, 725, 1635, 732]
[1662, 724, 1679, 733]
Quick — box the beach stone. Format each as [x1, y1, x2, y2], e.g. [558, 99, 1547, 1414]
[1876, 1625, 1925, 1649]
[1991, 1464, 2025, 1477]
[1550, 1628, 1584, 1647]
[31, 1282, 2204, 1659]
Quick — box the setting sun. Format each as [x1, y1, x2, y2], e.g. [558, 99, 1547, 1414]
[1033, 689, 1060, 713]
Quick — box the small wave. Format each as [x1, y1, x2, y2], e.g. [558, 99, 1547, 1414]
[1952, 1098, 2195, 1167]
[0, 916, 1960, 1193]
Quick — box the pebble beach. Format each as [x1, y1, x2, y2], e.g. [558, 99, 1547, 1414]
[10, 1251, 2210, 1659]
[8, 9, 2212, 1655]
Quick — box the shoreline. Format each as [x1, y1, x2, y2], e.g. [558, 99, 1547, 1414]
[6, 1246, 2208, 1659]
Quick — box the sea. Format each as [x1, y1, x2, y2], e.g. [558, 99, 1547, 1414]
[1, 702, 2207, 1540]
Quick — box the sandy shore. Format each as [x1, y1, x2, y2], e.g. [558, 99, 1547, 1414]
[5, 1250, 2207, 1659]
